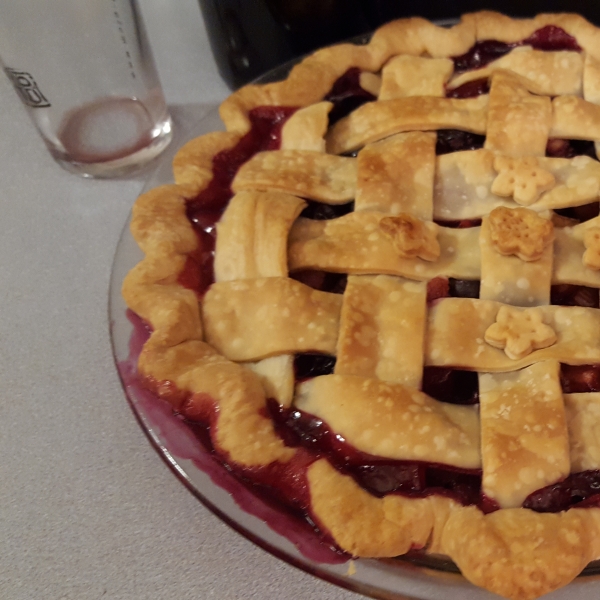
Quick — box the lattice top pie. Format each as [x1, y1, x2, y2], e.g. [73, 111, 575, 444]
[123, 11, 600, 600]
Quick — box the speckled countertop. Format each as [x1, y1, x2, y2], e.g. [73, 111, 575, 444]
[0, 1, 365, 598]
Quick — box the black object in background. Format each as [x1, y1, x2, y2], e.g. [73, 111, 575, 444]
[199, 0, 600, 90]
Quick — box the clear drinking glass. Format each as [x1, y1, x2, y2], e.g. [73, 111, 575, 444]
[0, 0, 173, 178]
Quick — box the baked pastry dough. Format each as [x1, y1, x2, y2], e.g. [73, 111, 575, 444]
[122, 10, 600, 600]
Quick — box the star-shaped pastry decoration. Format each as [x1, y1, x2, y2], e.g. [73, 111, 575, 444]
[488, 206, 554, 262]
[484, 305, 557, 360]
[379, 214, 440, 261]
[491, 156, 556, 206]
[583, 226, 600, 270]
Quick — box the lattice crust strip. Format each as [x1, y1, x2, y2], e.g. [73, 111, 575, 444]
[446, 47, 583, 96]
[435, 151, 600, 220]
[296, 374, 481, 469]
[355, 131, 436, 217]
[334, 275, 427, 387]
[288, 213, 481, 280]
[122, 11, 600, 600]
[479, 360, 570, 508]
[326, 94, 489, 155]
[427, 299, 600, 370]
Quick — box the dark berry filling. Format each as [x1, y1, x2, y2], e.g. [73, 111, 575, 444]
[452, 26, 581, 75]
[446, 78, 490, 99]
[294, 353, 337, 380]
[436, 130, 485, 155]
[449, 278, 481, 299]
[523, 471, 600, 513]
[561, 364, 600, 393]
[324, 67, 377, 125]
[427, 277, 481, 301]
[422, 368, 479, 405]
[176, 230, 215, 297]
[300, 200, 354, 220]
[187, 106, 297, 217]
[452, 40, 515, 74]
[546, 138, 596, 159]
[551, 284, 600, 308]
[426, 276, 450, 303]
[555, 202, 600, 223]
[435, 218, 483, 228]
[290, 271, 348, 294]
[522, 25, 582, 52]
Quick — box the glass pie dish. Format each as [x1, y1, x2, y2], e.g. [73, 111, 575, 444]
[109, 29, 600, 600]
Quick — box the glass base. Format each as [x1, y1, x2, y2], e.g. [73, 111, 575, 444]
[51, 113, 173, 179]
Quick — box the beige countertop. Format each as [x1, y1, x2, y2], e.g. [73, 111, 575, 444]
[0, 1, 365, 598]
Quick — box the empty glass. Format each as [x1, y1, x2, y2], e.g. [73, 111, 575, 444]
[0, 0, 173, 178]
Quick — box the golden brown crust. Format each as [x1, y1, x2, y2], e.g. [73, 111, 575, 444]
[202, 278, 343, 362]
[213, 190, 306, 281]
[491, 157, 556, 206]
[448, 48, 583, 97]
[139, 339, 294, 466]
[326, 95, 488, 155]
[484, 71, 551, 158]
[307, 459, 434, 557]
[288, 212, 481, 280]
[280, 101, 332, 152]
[355, 132, 436, 217]
[334, 275, 427, 387]
[479, 211, 554, 307]
[379, 214, 441, 262]
[427, 298, 600, 370]
[479, 360, 569, 508]
[379, 56, 453, 99]
[172, 131, 241, 194]
[296, 375, 481, 468]
[129, 184, 197, 257]
[441, 506, 595, 600]
[564, 392, 600, 471]
[487, 206, 555, 262]
[218, 16, 476, 136]
[122, 184, 204, 347]
[232, 150, 357, 203]
[551, 95, 600, 141]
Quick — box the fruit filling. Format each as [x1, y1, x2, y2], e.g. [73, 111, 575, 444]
[267, 399, 489, 510]
[523, 471, 600, 512]
[435, 129, 485, 154]
[173, 33, 600, 518]
[324, 67, 377, 124]
[452, 25, 581, 74]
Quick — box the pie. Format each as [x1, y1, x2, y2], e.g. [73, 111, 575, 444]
[122, 11, 600, 600]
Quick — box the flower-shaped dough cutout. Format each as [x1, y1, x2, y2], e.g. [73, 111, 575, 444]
[491, 156, 556, 206]
[484, 305, 557, 360]
[583, 226, 600, 270]
[488, 206, 554, 262]
[379, 214, 440, 261]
